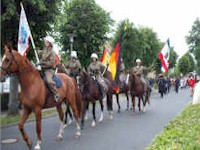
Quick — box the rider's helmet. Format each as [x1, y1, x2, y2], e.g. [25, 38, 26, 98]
[71, 51, 77, 58]
[136, 58, 141, 63]
[91, 53, 98, 59]
[44, 36, 55, 45]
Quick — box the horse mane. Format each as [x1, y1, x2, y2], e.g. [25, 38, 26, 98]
[129, 71, 141, 87]
[12, 50, 36, 70]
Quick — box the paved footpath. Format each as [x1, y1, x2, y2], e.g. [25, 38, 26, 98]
[1, 89, 191, 150]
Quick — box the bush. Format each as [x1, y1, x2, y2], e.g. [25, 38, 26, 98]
[146, 104, 200, 150]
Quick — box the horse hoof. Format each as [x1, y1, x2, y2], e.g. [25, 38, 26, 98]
[142, 108, 146, 112]
[63, 124, 67, 129]
[56, 136, 63, 141]
[117, 109, 121, 113]
[110, 116, 113, 120]
[27, 140, 32, 149]
[91, 121, 96, 127]
[34, 145, 41, 150]
[75, 131, 81, 139]
[98, 118, 103, 123]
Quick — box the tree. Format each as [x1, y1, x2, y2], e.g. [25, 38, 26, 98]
[112, 20, 161, 70]
[186, 18, 200, 73]
[178, 53, 195, 75]
[1, 0, 61, 115]
[59, 0, 113, 67]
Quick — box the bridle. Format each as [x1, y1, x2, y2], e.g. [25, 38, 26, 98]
[1, 52, 17, 76]
[1, 52, 33, 77]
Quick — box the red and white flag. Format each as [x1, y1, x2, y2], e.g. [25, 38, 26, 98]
[159, 39, 170, 73]
[18, 4, 31, 56]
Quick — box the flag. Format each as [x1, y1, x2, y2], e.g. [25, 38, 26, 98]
[159, 39, 170, 73]
[100, 49, 110, 66]
[108, 41, 121, 93]
[18, 4, 31, 56]
[53, 44, 60, 65]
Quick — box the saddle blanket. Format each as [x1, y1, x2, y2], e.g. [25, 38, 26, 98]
[52, 74, 62, 88]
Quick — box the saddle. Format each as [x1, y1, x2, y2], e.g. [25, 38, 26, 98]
[39, 71, 62, 107]
[94, 77, 107, 98]
[39, 71, 62, 89]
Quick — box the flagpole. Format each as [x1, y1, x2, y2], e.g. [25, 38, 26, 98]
[20, 2, 41, 70]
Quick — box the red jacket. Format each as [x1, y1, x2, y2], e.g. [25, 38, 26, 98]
[188, 79, 195, 88]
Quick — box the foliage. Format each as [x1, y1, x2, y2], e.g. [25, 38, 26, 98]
[59, 0, 113, 67]
[178, 52, 195, 75]
[170, 67, 181, 77]
[111, 19, 177, 73]
[1, 0, 61, 60]
[146, 104, 200, 150]
[186, 18, 200, 74]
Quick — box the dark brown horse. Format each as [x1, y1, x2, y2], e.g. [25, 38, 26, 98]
[129, 71, 151, 114]
[76, 70, 114, 128]
[0, 46, 82, 150]
[104, 70, 130, 112]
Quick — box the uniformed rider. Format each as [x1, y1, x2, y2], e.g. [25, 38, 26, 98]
[38, 36, 59, 102]
[65, 51, 81, 77]
[87, 53, 107, 96]
[132, 58, 150, 91]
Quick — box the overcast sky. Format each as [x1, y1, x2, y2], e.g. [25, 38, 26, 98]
[96, 0, 200, 57]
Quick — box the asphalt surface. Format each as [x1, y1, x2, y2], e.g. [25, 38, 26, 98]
[1, 88, 191, 150]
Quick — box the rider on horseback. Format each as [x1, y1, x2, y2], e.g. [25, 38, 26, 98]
[132, 58, 151, 91]
[87, 53, 107, 97]
[38, 36, 60, 102]
[65, 51, 81, 77]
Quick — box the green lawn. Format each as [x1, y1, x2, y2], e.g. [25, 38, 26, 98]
[146, 104, 200, 150]
[1, 108, 58, 127]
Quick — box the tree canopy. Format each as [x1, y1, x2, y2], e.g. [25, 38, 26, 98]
[1, 0, 61, 59]
[186, 18, 200, 74]
[178, 52, 195, 75]
[111, 19, 178, 74]
[59, 0, 113, 67]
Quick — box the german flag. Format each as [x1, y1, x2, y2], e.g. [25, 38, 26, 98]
[108, 41, 121, 93]
[100, 49, 110, 66]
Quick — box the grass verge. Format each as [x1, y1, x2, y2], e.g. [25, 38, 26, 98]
[1, 108, 58, 127]
[146, 104, 200, 150]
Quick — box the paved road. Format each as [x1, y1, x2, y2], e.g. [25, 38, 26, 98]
[1, 89, 191, 150]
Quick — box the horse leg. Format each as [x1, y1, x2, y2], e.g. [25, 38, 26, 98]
[138, 97, 141, 112]
[91, 102, 96, 127]
[18, 108, 32, 149]
[116, 93, 121, 113]
[70, 101, 81, 138]
[84, 101, 89, 120]
[64, 105, 73, 127]
[107, 94, 113, 120]
[81, 101, 87, 129]
[34, 107, 43, 150]
[55, 105, 65, 141]
[131, 95, 135, 115]
[99, 99, 104, 123]
[126, 92, 129, 110]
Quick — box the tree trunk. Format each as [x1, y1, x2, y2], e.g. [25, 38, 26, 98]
[8, 76, 19, 116]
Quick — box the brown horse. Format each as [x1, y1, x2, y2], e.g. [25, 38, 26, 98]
[0, 46, 82, 150]
[129, 71, 151, 114]
[76, 70, 114, 128]
[104, 70, 130, 112]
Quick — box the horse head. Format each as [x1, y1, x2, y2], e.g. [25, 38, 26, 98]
[0, 44, 22, 82]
